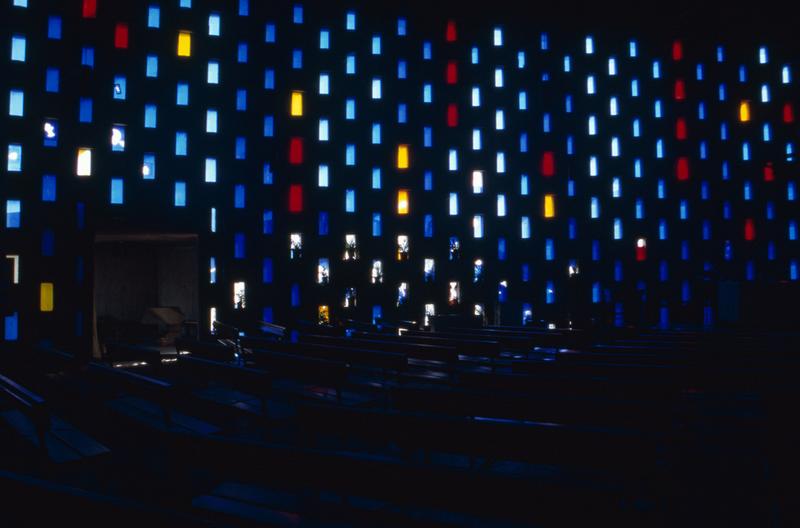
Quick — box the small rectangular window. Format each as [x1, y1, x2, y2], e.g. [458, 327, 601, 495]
[5, 200, 21, 228]
[176, 83, 189, 105]
[76, 148, 92, 176]
[45, 68, 59, 93]
[146, 55, 159, 77]
[208, 61, 220, 84]
[110, 178, 124, 204]
[11, 35, 26, 62]
[209, 14, 221, 36]
[8, 90, 24, 117]
[178, 31, 192, 56]
[148, 6, 161, 28]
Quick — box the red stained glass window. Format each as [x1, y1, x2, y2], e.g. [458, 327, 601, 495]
[675, 117, 687, 140]
[289, 184, 303, 213]
[763, 163, 775, 182]
[540, 151, 555, 177]
[783, 103, 794, 123]
[676, 157, 690, 181]
[114, 23, 129, 49]
[744, 219, 755, 241]
[674, 79, 685, 101]
[447, 104, 458, 127]
[446, 61, 457, 84]
[672, 40, 683, 61]
[289, 138, 304, 165]
[82, 0, 97, 18]
[446, 20, 457, 42]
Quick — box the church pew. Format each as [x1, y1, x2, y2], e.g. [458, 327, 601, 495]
[248, 348, 348, 403]
[175, 337, 237, 362]
[300, 334, 459, 367]
[86, 362, 219, 437]
[0, 371, 110, 465]
[293, 401, 663, 480]
[190, 432, 649, 526]
[0, 469, 215, 527]
[351, 330, 502, 364]
[243, 335, 409, 375]
[104, 342, 164, 366]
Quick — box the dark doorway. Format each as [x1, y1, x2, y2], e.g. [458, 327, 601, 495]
[92, 233, 199, 358]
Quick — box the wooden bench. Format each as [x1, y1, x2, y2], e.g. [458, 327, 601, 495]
[301, 334, 458, 369]
[87, 362, 219, 436]
[244, 335, 408, 376]
[249, 348, 348, 403]
[294, 402, 661, 479]
[175, 337, 238, 362]
[0, 372, 110, 464]
[104, 342, 164, 366]
[178, 355, 273, 417]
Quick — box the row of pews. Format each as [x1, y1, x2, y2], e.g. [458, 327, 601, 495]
[1, 324, 797, 526]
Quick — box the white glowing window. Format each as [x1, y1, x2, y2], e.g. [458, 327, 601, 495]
[591, 197, 600, 218]
[111, 125, 126, 151]
[612, 177, 621, 197]
[611, 137, 620, 157]
[317, 258, 329, 284]
[448, 193, 459, 215]
[613, 218, 623, 240]
[495, 109, 505, 130]
[448, 149, 458, 171]
[521, 217, 530, 239]
[608, 57, 617, 75]
[496, 194, 506, 217]
[397, 282, 408, 306]
[472, 129, 481, 150]
[371, 78, 381, 99]
[588, 115, 597, 135]
[344, 234, 358, 260]
[782, 66, 791, 84]
[496, 152, 506, 173]
[290, 233, 303, 259]
[209, 307, 217, 333]
[318, 165, 329, 187]
[424, 303, 435, 326]
[759, 46, 768, 64]
[472, 170, 484, 193]
[589, 156, 598, 177]
[371, 260, 383, 284]
[473, 215, 484, 238]
[318, 119, 329, 141]
[233, 281, 246, 309]
[319, 73, 330, 95]
[494, 68, 503, 87]
[76, 148, 92, 176]
[585, 36, 594, 54]
[449, 281, 460, 305]
[609, 97, 618, 116]
[423, 258, 435, 281]
[471, 86, 480, 107]
[493, 27, 502, 46]
[587, 75, 595, 94]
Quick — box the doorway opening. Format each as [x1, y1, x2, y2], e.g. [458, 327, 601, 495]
[92, 233, 199, 359]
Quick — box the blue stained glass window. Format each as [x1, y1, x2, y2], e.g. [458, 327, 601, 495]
[42, 175, 56, 201]
[47, 16, 62, 39]
[176, 83, 189, 105]
[146, 55, 158, 77]
[110, 178, 124, 204]
[81, 47, 94, 67]
[175, 132, 187, 156]
[6, 200, 21, 228]
[11, 35, 26, 61]
[148, 6, 160, 28]
[234, 234, 246, 259]
[144, 104, 157, 128]
[262, 210, 273, 234]
[45, 68, 59, 92]
[8, 90, 23, 116]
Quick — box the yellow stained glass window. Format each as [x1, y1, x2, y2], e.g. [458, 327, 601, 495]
[739, 101, 750, 122]
[178, 31, 192, 57]
[40, 282, 54, 312]
[397, 189, 409, 215]
[544, 194, 555, 218]
[397, 144, 409, 169]
[290, 91, 303, 116]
